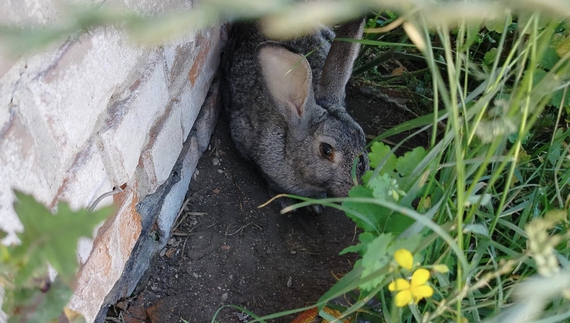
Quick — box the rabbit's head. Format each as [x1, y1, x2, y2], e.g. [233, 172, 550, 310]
[259, 43, 368, 198]
[300, 109, 369, 197]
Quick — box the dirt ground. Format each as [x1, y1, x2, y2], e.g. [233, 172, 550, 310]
[108, 84, 427, 323]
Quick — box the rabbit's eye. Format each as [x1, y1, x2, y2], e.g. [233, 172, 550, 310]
[319, 143, 335, 162]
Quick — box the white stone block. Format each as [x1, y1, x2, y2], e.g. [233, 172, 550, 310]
[163, 33, 198, 80]
[68, 189, 142, 323]
[56, 141, 114, 210]
[0, 285, 6, 323]
[0, 27, 144, 245]
[181, 26, 221, 138]
[0, 1, 224, 321]
[176, 89, 198, 139]
[99, 54, 169, 185]
[143, 104, 184, 186]
[0, 0, 59, 25]
[21, 29, 144, 166]
[156, 136, 200, 237]
[0, 113, 59, 244]
[53, 141, 114, 264]
[0, 186, 23, 246]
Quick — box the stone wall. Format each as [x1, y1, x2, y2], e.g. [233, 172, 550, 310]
[0, 1, 224, 322]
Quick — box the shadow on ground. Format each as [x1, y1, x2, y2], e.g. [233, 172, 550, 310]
[107, 84, 427, 323]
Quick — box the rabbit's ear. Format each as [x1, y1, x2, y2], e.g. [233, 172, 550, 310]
[316, 19, 364, 106]
[259, 45, 315, 125]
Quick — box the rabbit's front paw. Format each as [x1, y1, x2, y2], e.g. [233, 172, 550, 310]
[269, 188, 325, 215]
[307, 203, 324, 215]
[279, 198, 324, 216]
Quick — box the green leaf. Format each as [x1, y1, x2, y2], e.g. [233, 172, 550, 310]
[540, 47, 560, 70]
[381, 211, 414, 235]
[484, 15, 512, 34]
[368, 142, 397, 173]
[518, 13, 551, 34]
[339, 232, 375, 255]
[6, 277, 73, 323]
[555, 35, 570, 57]
[358, 232, 376, 246]
[460, 19, 485, 50]
[343, 186, 381, 232]
[360, 234, 393, 291]
[387, 235, 423, 256]
[464, 194, 492, 207]
[368, 173, 394, 199]
[11, 191, 114, 284]
[343, 186, 414, 235]
[0, 230, 8, 264]
[532, 69, 548, 85]
[463, 223, 490, 237]
[530, 69, 567, 110]
[551, 86, 570, 110]
[339, 244, 362, 256]
[508, 131, 532, 145]
[361, 170, 373, 186]
[483, 48, 498, 66]
[395, 147, 428, 177]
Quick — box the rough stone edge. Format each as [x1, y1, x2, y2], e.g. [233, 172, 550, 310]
[93, 76, 222, 323]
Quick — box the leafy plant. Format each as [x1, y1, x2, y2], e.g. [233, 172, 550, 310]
[1, 191, 113, 323]
[322, 9, 570, 323]
[250, 6, 570, 323]
[343, 142, 428, 235]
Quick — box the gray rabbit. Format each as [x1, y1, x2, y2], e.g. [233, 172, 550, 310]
[221, 19, 369, 212]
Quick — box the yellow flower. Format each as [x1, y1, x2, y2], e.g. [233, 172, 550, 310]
[394, 248, 414, 270]
[388, 268, 434, 307]
[432, 264, 450, 274]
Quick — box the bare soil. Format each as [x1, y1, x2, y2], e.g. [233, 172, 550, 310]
[108, 84, 427, 323]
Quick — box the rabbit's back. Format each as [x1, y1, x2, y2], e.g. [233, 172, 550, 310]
[221, 23, 277, 161]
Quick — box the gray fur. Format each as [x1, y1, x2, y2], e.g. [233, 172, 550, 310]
[221, 19, 369, 209]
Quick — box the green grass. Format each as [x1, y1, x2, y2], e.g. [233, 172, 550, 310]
[269, 8, 570, 323]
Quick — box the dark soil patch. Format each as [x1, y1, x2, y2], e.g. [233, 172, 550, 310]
[108, 85, 425, 323]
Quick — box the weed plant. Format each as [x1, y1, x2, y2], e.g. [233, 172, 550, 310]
[265, 8, 570, 323]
